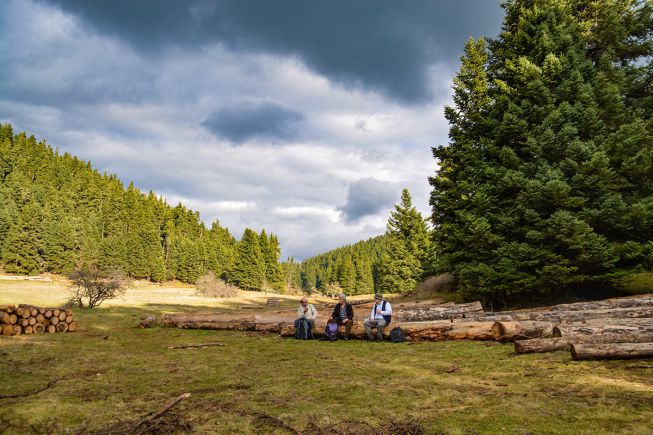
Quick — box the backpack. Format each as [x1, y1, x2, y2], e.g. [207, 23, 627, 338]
[390, 327, 405, 343]
[295, 319, 313, 340]
[322, 321, 339, 341]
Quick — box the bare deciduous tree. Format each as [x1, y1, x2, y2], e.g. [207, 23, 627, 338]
[68, 266, 131, 308]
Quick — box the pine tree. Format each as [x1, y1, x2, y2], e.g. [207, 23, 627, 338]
[377, 236, 422, 294]
[387, 188, 430, 274]
[429, 0, 653, 303]
[231, 228, 265, 290]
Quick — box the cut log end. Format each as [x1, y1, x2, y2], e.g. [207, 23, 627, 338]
[56, 322, 69, 333]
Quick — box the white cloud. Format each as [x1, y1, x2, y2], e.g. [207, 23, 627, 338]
[0, 0, 444, 259]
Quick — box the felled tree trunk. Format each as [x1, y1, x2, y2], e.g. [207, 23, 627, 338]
[491, 321, 555, 341]
[570, 343, 653, 360]
[528, 307, 653, 322]
[279, 320, 495, 341]
[514, 338, 570, 354]
[394, 301, 483, 322]
[552, 326, 653, 345]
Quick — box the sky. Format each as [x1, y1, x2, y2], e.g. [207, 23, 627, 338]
[0, 0, 505, 260]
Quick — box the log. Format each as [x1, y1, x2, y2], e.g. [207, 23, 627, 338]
[491, 321, 555, 341]
[36, 314, 45, 323]
[30, 308, 37, 317]
[33, 323, 45, 334]
[28, 317, 37, 326]
[553, 325, 647, 337]
[550, 296, 653, 312]
[571, 342, 653, 360]
[65, 315, 73, 324]
[20, 319, 29, 327]
[1, 325, 14, 336]
[56, 322, 68, 333]
[47, 325, 56, 333]
[0, 312, 9, 324]
[20, 309, 31, 319]
[4, 305, 15, 314]
[44, 310, 53, 318]
[9, 314, 17, 325]
[24, 325, 33, 334]
[12, 325, 21, 335]
[38, 307, 45, 314]
[515, 338, 570, 354]
[50, 316, 59, 326]
[67, 322, 77, 332]
[53, 309, 60, 317]
[280, 320, 495, 341]
[58, 312, 66, 321]
[395, 301, 484, 322]
[528, 307, 653, 322]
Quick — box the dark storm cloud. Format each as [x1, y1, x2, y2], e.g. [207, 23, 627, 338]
[202, 103, 304, 143]
[339, 177, 398, 223]
[41, 0, 504, 104]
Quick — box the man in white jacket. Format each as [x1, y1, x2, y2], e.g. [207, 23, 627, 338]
[363, 293, 392, 340]
[295, 297, 317, 330]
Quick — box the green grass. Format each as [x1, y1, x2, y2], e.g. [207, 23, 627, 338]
[0, 287, 652, 434]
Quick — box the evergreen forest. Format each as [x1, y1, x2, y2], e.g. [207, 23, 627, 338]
[0, 124, 285, 290]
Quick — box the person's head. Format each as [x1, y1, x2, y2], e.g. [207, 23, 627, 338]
[338, 293, 347, 304]
[374, 293, 383, 303]
[300, 297, 308, 306]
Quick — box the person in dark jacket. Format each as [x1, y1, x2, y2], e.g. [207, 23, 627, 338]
[330, 293, 354, 339]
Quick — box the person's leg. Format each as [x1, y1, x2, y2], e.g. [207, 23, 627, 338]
[343, 319, 352, 338]
[376, 319, 387, 340]
[363, 318, 375, 340]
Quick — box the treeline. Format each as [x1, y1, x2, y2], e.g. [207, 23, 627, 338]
[300, 189, 431, 295]
[429, 0, 653, 304]
[0, 124, 284, 290]
[300, 235, 387, 295]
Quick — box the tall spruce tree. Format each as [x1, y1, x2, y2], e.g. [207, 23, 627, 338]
[378, 189, 429, 293]
[231, 228, 265, 290]
[430, 0, 653, 304]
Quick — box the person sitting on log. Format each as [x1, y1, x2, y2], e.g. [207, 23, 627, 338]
[363, 293, 393, 341]
[330, 293, 354, 340]
[295, 297, 317, 331]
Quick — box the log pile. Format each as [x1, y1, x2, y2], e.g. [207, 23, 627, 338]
[0, 304, 77, 336]
[510, 296, 653, 360]
[161, 294, 653, 358]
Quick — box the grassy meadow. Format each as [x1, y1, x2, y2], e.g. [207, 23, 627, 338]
[0, 279, 652, 434]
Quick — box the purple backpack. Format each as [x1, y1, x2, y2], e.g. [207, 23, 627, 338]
[324, 321, 338, 341]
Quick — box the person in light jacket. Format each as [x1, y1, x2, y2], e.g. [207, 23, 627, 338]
[363, 293, 392, 340]
[295, 297, 317, 331]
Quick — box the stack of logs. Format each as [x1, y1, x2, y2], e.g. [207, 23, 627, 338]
[160, 294, 653, 360]
[1, 304, 77, 336]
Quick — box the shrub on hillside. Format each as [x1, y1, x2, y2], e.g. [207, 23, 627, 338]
[196, 272, 239, 298]
[416, 273, 455, 294]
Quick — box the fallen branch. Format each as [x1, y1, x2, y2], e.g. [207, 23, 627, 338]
[0, 379, 58, 399]
[167, 343, 225, 349]
[131, 392, 191, 434]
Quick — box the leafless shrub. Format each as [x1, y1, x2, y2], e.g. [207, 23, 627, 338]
[416, 273, 455, 294]
[196, 272, 239, 298]
[68, 266, 131, 308]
